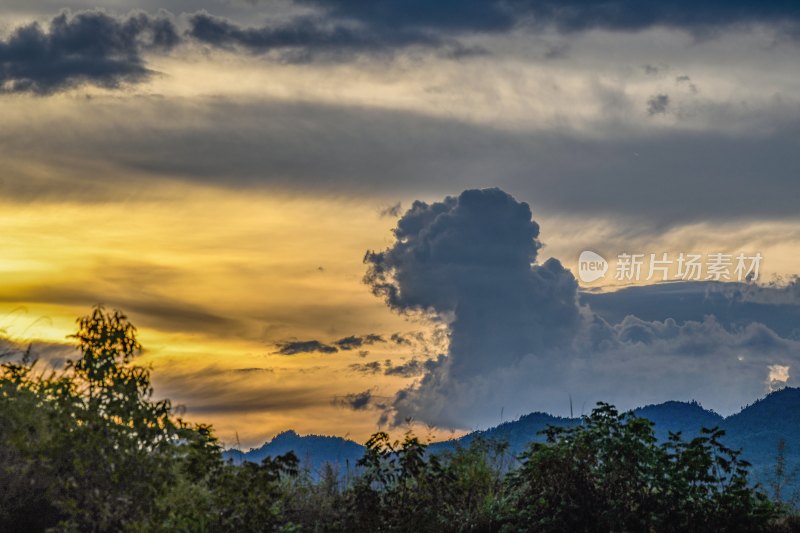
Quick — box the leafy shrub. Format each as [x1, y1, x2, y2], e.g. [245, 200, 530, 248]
[503, 403, 777, 532]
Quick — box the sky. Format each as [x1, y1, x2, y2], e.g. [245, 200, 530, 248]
[1, 0, 799, 448]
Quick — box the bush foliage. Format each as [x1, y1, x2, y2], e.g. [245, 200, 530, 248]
[0, 307, 796, 532]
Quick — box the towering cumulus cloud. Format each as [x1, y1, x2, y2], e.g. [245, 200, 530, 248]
[366, 188, 800, 429]
[364, 189, 580, 378]
[364, 189, 582, 425]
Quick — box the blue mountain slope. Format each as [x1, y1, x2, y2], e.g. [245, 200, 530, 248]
[224, 430, 364, 478]
[633, 400, 724, 442]
[429, 412, 579, 457]
[720, 388, 800, 490]
[226, 388, 800, 492]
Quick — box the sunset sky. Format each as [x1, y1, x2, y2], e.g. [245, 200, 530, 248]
[2, 1, 800, 448]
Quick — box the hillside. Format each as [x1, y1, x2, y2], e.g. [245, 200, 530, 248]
[634, 400, 724, 442]
[228, 388, 800, 492]
[721, 388, 800, 491]
[429, 411, 580, 457]
[225, 430, 364, 477]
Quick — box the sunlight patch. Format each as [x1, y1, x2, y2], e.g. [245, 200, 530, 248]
[767, 364, 790, 391]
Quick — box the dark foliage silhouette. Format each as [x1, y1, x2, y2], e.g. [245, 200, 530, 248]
[0, 307, 797, 532]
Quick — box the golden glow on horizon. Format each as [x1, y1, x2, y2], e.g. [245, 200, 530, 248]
[2, 183, 800, 444]
[0, 186, 434, 445]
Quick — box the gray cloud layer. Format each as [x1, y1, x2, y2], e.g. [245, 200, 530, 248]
[583, 281, 800, 340]
[6, 96, 798, 226]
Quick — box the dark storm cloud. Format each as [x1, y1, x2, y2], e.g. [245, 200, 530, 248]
[0, 7, 455, 96]
[366, 189, 800, 428]
[333, 334, 384, 350]
[275, 339, 339, 355]
[300, 0, 800, 35]
[0, 10, 179, 94]
[519, 0, 800, 33]
[185, 0, 800, 63]
[186, 11, 458, 61]
[349, 361, 383, 374]
[298, 0, 517, 33]
[364, 188, 581, 379]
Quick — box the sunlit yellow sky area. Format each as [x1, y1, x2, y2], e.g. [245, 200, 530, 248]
[2, 2, 800, 448]
[2, 182, 799, 446]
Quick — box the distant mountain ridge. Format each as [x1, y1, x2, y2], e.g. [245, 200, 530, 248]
[225, 388, 800, 491]
[225, 430, 364, 473]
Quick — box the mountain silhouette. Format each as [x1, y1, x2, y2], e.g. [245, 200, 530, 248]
[226, 388, 800, 493]
[225, 430, 364, 478]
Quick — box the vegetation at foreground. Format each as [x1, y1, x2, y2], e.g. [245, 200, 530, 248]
[1, 307, 799, 532]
